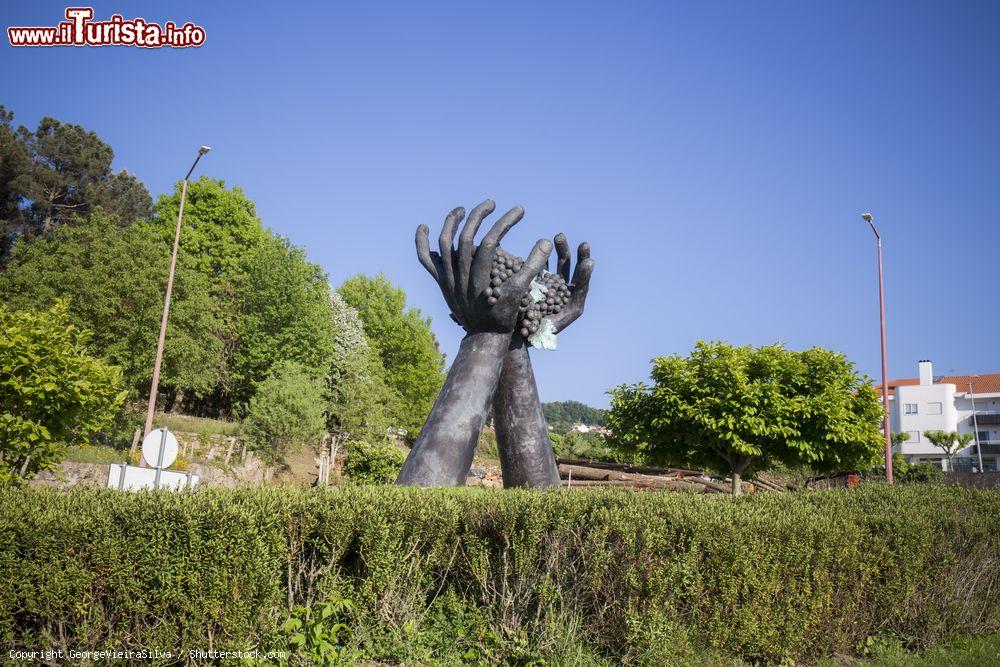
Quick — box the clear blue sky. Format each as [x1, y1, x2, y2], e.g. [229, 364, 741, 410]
[3, 1, 999, 406]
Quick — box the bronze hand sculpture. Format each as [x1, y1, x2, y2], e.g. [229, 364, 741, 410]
[397, 200, 594, 488]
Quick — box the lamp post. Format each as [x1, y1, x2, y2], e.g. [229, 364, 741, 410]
[862, 213, 893, 485]
[969, 377, 984, 473]
[143, 146, 212, 440]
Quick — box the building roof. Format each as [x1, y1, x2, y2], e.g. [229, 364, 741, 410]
[875, 373, 1000, 397]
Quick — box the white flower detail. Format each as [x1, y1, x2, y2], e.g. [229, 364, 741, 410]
[528, 318, 558, 351]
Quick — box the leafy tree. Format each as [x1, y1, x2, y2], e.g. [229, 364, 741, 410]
[0, 301, 125, 482]
[338, 274, 445, 436]
[230, 233, 337, 406]
[0, 214, 224, 401]
[923, 430, 975, 471]
[6, 114, 151, 241]
[344, 439, 407, 484]
[151, 177, 265, 287]
[325, 291, 400, 442]
[891, 432, 911, 448]
[607, 341, 884, 494]
[0, 106, 29, 264]
[242, 361, 326, 464]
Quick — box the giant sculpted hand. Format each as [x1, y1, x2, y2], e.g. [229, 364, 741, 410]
[397, 200, 552, 486]
[493, 233, 595, 488]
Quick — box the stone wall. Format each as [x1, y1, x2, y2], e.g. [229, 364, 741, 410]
[942, 471, 1000, 489]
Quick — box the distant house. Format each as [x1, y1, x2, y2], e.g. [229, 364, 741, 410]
[569, 423, 610, 436]
[874, 360, 1000, 471]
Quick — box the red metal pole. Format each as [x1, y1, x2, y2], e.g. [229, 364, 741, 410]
[872, 225, 894, 485]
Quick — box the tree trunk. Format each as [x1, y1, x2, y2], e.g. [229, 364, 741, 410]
[729, 455, 752, 496]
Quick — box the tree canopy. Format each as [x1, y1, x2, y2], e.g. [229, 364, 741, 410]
[0, 107, 152, 264]
[0, 213, 224, 400]
[152, 177, 264, 286]
[0, 106, 453, 455]
[325, 291, 400, 443]
[0, 301, 125, 482]
[338, 273, 445, 436]
[607, 341, 884, 494]
[924, 430, 975, 471]
[230, 233, 337, 406]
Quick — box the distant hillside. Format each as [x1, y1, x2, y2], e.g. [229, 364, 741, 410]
[542, 401, 607, 434]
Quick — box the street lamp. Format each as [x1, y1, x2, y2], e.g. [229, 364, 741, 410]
[862, 212, 893, 485]
[969, 377, 984, 473]
[143, 146, 212, 440]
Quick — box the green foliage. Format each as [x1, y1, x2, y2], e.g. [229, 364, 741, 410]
[154, 412, 240, 437]
[338, 273, 445, 437]
[890, 453, 945, 485]
[924, 431, 975, 471]
[0, 486, 996, 664]
[608, 341, 885, 493]
[0, 214, 224, 401]
[282, 594, 355, 663]
[891, 432, 911, 448]
[477, 428, 500, 460]
[902, 463, 945, 484]
[0, 107, 152, 263]
[550, 431, 617, 461]
[63, 444, 127, 465]
[0, 301, 125, 482]
[151, 177, 264, 287]
[343, 440, 406, 484]
[242, 361, 326, 464]
[230, 233, 337, 405]
[542, 400, 607, 434]
[325, 291, 401, 443]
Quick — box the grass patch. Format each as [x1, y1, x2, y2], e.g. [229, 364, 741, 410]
[154, 412, 241, 437]
[816, 633, 1000, 666]
[63, 444, 127, 464]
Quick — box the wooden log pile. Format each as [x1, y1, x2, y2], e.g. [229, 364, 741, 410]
[556, 458, 783, 494]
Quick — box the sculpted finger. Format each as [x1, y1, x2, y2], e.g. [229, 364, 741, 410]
[552, 257, 595, 331]
[458, 199, 495, 295]
[577, 241, 590, 265]
[472, 204, 525, 293]
[502, 238, 553, 299]
[570, 257, 595, 303]
[438, 206, 464, 296]
[554, 233, 571, 282]
[415, 225, 440, 281]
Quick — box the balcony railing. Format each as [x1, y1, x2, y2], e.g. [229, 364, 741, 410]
[973, 412, 1000, 425]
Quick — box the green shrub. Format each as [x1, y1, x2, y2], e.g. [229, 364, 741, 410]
[900, 463, 945, 484]
[0, 486, 996, 665]
[242, 361, 326, 464]
[0, 300, 125, 483]
[343, 440, 406, 484]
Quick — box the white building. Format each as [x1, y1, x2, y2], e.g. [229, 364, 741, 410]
[877, 360, 1000, 471]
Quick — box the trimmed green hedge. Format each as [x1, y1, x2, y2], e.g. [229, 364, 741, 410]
[0, 485, 997, 664]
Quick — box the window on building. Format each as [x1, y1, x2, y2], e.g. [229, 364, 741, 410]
[904, 403, 918, 415]
[977, 431, 990, 444]
[927, 402, 942, 415]
[907, 430, 920, 443]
